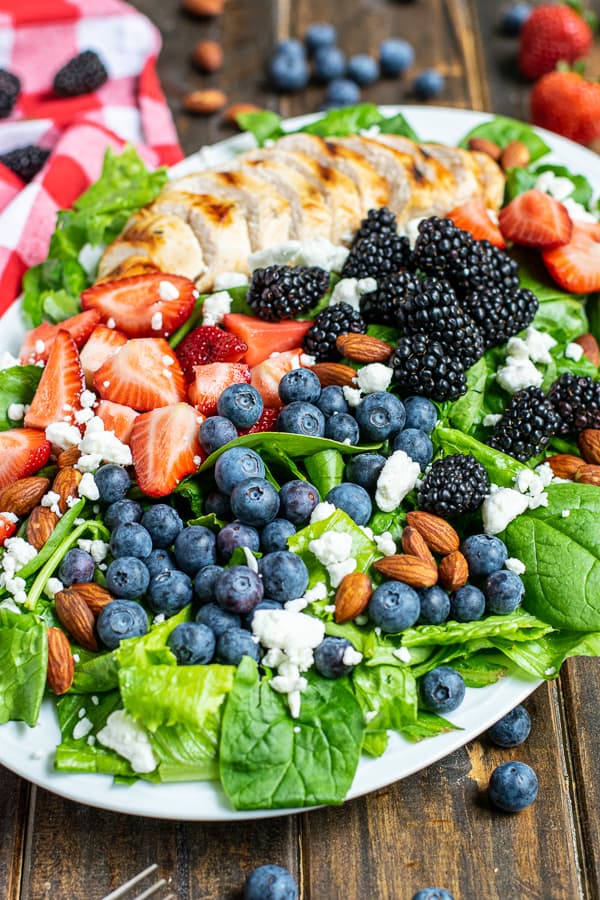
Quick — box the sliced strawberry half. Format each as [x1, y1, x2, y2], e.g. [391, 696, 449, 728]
[24, 330, 84, 430]
[95, 400, 138, 445]
[498, 189, 573, 249]
[0, 428, 52, 490]
[19, 309, 101, 365]
[188, 362, 251, 416]
[542, 221, 600, 294]
[447, 199, 505, 248]
[130, 402, 202, 498]
[223, 313, 312, 367]
[175, 325, 248, 382]
[239, 407, 279, 435]
[250, 349, 304, 408]
[81, 274, 197, 339]
[80, 324, 128, 387]
[0, 512, 17, 546]
[93, 338, 186, 412]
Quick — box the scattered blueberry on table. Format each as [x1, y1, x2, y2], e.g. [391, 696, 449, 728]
[489, 761, 539, 812]
[487, 705, 532, 748]
[244, 864, 298, 900]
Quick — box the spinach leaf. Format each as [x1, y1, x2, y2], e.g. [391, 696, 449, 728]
[200, 432, 379, 472]
[444, 356, 489, 434]
[352, 664, 418, 731]
[219, 658, 364, 809]
[54, 691, 135, 776]
[361, 729, 388, 757]
[369, 508, 407, 540]
[235, 110, 284, 146]
[304, 449, 344, 497]
[71, 649, 120, 693]
[378, 112, 420, 141]
[504, 163, 593, 208]
[366, 323, 402, 345]
[300, 104, 388, 137]
[451, 651, 510, 687]
[0, 609, 47, 726]
[400, 711, 461, 743]
[0, 365, 42, 430]
[433, 426, 527, 486]
[460, 116, 550, 162]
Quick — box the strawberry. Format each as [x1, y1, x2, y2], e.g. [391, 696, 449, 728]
[542, 221, 600, 293]
[0, 512, 17, 546]
[19, 309, 101, 365]
[0, 428, 52, 490]
[24, 330, 84, 430]
[239, 407, 279, 435]
[518, 4, 592, 80]
[175, 325, 248, 382]
[93, 339, 186, 412]
[95, 400, 138, 444]
[447, 199, 506, 248]
[223, 313, 313, 366]
[188, 362, 251, 416]
[130, 402, 203, 498]
[250, 349, 304, 408]
[81, 274, 197, 339]
[79, 324, 128, 387]
[531, 70, 600, 146]
[498, 189, 573, 249]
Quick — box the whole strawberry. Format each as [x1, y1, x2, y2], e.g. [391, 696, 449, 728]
[531, 70, 600, 144]
[519, 4, 592, 80]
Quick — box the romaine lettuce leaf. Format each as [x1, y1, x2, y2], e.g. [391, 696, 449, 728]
[54, 691, 135, 776]
[0, 609, 47, 726]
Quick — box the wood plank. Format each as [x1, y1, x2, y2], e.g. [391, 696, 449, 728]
[0, 768, 29, 900]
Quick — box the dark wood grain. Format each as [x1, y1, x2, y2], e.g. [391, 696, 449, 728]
[0, 769, 29, 900]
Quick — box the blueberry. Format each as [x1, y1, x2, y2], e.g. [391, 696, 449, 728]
[411, 890, 455, 900]
[260, 551, 309, 603]
[326, 483, 372, 526]
[241, 598, 283, 630]
[173, 525, 217, 576]
[104, 499, 142, 531]
[278, 479, 320, 525]
[413, 68, 445, 100]
[244, 864, 298, 900]
[325, 412, 360, 445]
[58, 548, 95, 586]
[324, 78, 360, 108]
[402, 396, 438, 434]
[487, 705, 532, 748]
[418, 586, 451, 625]
[217, 383, 263, 429]
[217, 521, 261, 562]
[217, 627, 261, 665]
[269, 52, 309, 92]
[204, 489, 232, 521]
[368, 580, 420, 633]
[261, 518, 296, 553]
[148, 569, 193, 616]
[167, 622, 215, 665]
[230, 476, 280, 527]
[274, 38, 306, 59]
[344, 452, 386, 494]
[485, 570, 524, 614]
[461, 534, 508, 579]
[105, 556, 150, 599]
[313, 46, 346, 83]
[346, 54, 379, 86]
[109, 522, 152, 560]
[278, 368, 321, 405]
[501, 3, 532, 36]
[214, 447, 265, 495]
[314, 636, 360, 678]
[215, 565, 264, 614]
[420, 666, 465, 713]
[194, 564, 225, 604]
[305, 22, 337, 53]
[200, 416, 238, 454]
[379, 38, 415, 77]
[276, 401, 325, 437]
[97, 599, 148, 649]
[94, 464, 130, 504]
[449, 584, 485, 622]
[140, 504, 183, 549]
[392, 428, 433, 470]
[196, 602, 240, 637]
[354, 391, 406, 441]
[316, 385, 348, 417]
[488, 761, 538, 812]
[145, 548, 177, 579]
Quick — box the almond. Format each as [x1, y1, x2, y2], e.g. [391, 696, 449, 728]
[52, 466, 82, 514]
[183, 0, 224, 15]
[546, 453, 585, 480]
[224, 103, 264, 125]
[578, 430, 600, 466]
[57, 446, 81, 468]
[183, 89, 228, 115]
[574, 333, 600, 367]
[373, 554, 438, 588]
[54, 590, 98, 652]
[401, 526, 435, 564]
[27, 505, 59, 550]
[310, 362, 357, 387]
[336, 333, 393, 364]
[192, 40, 224, 72]
[575, 464, 600, 487]
[500, 140, 530, 171]
[405, 511, 460, 555]
[334, 572, 372, 623]
[46, 627, 75, 695]
[66, 582, 114, 616]
[0, 476, 50, 517]
[438, 550, 469, 592]
[468, 137, 502, 161]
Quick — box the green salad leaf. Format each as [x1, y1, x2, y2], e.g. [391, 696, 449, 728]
[235, 110, 285, 146]
[494, 630, 600, 679]
[433, 426, 527, 486]
[352, 664, 418, 732]
[0, 609, 47, 726]
[505, 163, 593, 208]
[459, 116, 551, 163]
[0, 365, 43, 431]
[54, 691, 135, 776]
[304, 449, 344, 497]
[400, 711, 461, 743]
[200, 432, 380, 473]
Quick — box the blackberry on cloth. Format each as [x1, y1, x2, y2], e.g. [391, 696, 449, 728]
[303, 302, 366, 362]
[53, 50, 108, 97]
[548, 373, 600, 435]
[359, 271, 421, 327]
[462, 286, 538, 350]
[246, 265, 330, 321]
[0, 145, 50, 183]
[341, 230, 412, 279]
[390, 333, 467, 401]
[418, 453, 490, 518]
[0, 69, 20, 118]
[488, 387, 560, 461]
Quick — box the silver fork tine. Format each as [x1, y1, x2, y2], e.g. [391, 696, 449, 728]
[101, 864, 159, 900]
[131, 879, 169, 900]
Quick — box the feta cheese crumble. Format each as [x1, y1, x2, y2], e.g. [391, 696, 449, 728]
[45, 421, 81, 451]
[97, 710, 157, 773]
[309, 531, 353, 566]
[151, 311, 163, 331]
[72, 716, 93, 740]
[342, 645, 363, 667]
[392, 647, 412, 664]
[248, 237, 349, 273]
[79, 417, 132, 466]
[213, 271, 248, 291]
[356, 363, 392, 394]
[158, 280, 180, 301]
[309, 502, 337, 524]
[496, 356, 543, 394]
[374, 532, 396, 556]
[78, 472, 100, 501]
[483, 414, 502, 427]
[375, 450, 421, 513]
[505, 557, 526, 575]
[328, 277, 377, 312]
[565, 342, 584, 362]
[7, 402, 24, 421]
[482, 487, 530, 535]
[202, 290, 232, 326]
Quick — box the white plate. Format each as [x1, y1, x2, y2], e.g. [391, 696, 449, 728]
[0, 106, 597, 821]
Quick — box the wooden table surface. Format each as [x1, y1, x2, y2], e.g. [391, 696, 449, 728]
[2, 2, 600, 898]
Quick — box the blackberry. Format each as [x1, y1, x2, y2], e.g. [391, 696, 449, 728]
[489, 387, 560, 461]
[246, 265, 329, 321]
[450, 241, 520, 297]
[548, 373, 600, 436]
[353, 206, 398, 242]
[359, 271, 421, 326]
[390, 333, 467, 401]
[0, 145, 50, 183]
[53, 50, 108, 97]
[462, 286, 538, 349]
[0, 69, 20, 118]
[303, 302, 366, 362]
[341, 231, 412, 280]
[418, 454, 490, 518]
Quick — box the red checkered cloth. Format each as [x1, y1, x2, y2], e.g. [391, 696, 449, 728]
[0, 0, 184, 317]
